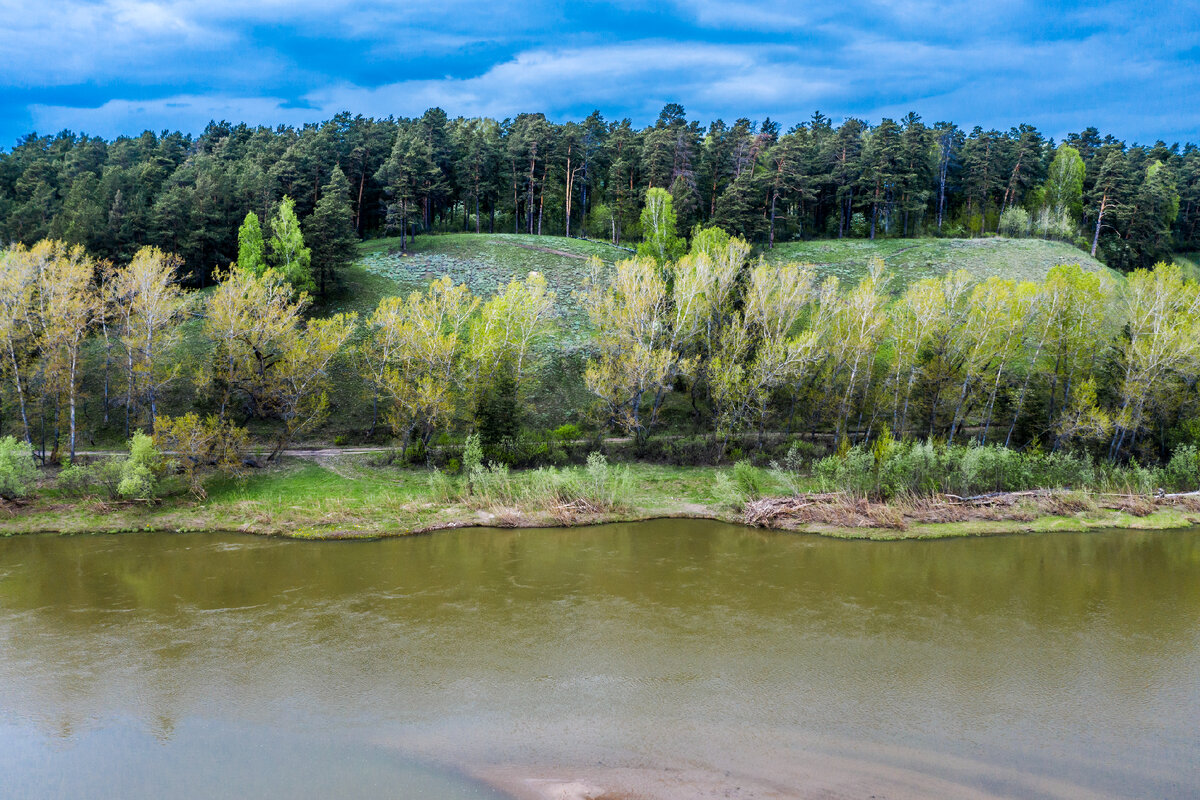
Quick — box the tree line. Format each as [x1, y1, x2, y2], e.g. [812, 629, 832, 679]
[2, 106, 1196, 289]
[3, 204, 1200, 473]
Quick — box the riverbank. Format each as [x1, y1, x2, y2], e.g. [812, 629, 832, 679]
[1, 455, 1198, 540]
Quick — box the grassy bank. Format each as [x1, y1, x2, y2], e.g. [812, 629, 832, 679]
[2, 454, 1197, 541]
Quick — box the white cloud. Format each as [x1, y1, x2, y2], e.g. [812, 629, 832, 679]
[11, 1, 1200, 143]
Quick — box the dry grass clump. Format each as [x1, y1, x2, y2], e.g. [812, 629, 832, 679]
[1103, 495, 1158, 517]
[489, 506, 525, 527]
[1169, 495, 1200, 513]
[744, 494, 907, 530]
[744, 488, 1093, 530]
[1037, 491, 1096, 516]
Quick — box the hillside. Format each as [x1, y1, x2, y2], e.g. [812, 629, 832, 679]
[356, 234, 630, 342]
[356, 235, 1118, 307]
[764, 237, 1116, 287]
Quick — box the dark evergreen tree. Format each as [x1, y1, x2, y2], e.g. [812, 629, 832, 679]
[305, 166, 358, 297]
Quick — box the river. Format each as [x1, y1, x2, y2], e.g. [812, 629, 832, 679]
[1, 522, 1197, 799]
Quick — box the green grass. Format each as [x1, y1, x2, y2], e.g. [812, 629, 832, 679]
[4, 455, 1197, 541]
[764, 236, 1117, 289]
[358, 233, 626, 338]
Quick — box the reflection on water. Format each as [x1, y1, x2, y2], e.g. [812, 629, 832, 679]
[1, 523, 1198, 798]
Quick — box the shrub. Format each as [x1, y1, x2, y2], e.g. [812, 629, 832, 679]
[56, 462, 94, 497]
[552, 424, 580, 442]
[769, 442, 808, 497]
[1163, 444, 1200, 491]
[462, 433, 483, 491]
[469, 461, 515, 507]
[117, 431, 164, 500]
[712, 472, 745, 509]
[577, 451, 630, 512]
[154, 413, 250, 498]
[89, 457, 127, 499]
[731, 460, 768, 500]
[426, 468, 455, 504]
[999, 206, 1031, 237]
[0, 436, 37, 500]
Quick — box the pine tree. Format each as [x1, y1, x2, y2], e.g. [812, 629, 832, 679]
[305, 166, 358, 297]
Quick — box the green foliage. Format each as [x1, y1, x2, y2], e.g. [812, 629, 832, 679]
[268, 196, 313, 293]
[475, 368, 519, 452]
[154, 413, 250, 498]
[237, 212, 267, 275]
[814, 441, 1099, 499]
[0, 436, 37, 500]
[462, 432, 483, 491]
[636, 188, 684, 263]
[54, 432, 165, 500]
[731, 460, 768, 500]
[1162, 444, 1200, 491]
[999, 207, 1031, 237]
[305, 166, 358, 297]
[1043, 145, 1086, 220]
[519, 452, 631, 513]
[426, 468, 455, 504]
[117, 431, 163, 500]
[552, 424, 580, 441]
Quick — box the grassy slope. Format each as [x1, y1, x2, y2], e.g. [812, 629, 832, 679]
[358, 233, 628, 342]
[764, 236, 1117, 287]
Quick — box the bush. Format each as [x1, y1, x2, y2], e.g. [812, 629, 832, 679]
[117, 431, 163, 500]
[154, 413, 250, 498]
[999, 206, 1031, 237]
[426, 468, 455, 504]
[0, 436, 37, 500]
[469, 461, 515, 506]
[462, 432, 483, 487]
[552, 424, 580, 442]
[812, 440, 1096, 499]
[768, 442, 809, 496]
[56, 462, 94, 497]
[1163, 444, 1200, 491]
[731, 460, 768, 500]
[577, 451, 630, 511]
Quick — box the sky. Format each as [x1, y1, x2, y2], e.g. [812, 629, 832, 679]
[2, 0, 1198, 148]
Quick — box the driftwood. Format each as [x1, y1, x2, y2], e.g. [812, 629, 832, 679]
[743, 486, 1200, 529]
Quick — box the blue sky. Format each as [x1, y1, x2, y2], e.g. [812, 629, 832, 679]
[2, 0, 1197, 148]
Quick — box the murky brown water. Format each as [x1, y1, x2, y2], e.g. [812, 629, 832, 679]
[1, 523, 1198, 798]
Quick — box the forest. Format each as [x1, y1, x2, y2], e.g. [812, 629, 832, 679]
[2, 106, 1200, 514]
[2, 192, 1200, 496]
[1, 105, 1197, 289]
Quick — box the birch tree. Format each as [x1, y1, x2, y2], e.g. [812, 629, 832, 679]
[107, 246, 188, 432]
[372, 277, 477, 453]
[34, 241, 99, 461]
[0, 245, 38, 446]
[1110, 263, 1200, 458]
[468, 271, 556, 396]
[581, 254, 704, 443]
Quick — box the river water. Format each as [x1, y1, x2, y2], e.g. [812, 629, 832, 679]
[1, 523, 1197, 799]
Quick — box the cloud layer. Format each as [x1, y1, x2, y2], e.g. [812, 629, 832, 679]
[4, 0, 1197, 145]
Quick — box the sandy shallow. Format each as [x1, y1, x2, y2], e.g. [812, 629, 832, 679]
[468, 742, 1128, 800]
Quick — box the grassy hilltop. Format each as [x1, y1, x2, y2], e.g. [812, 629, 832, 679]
[351, 233, 1115, 314]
